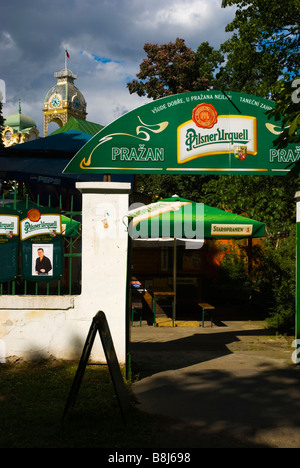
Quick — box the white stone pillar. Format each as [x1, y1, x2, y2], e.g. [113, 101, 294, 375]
[75, 182, 131, 363]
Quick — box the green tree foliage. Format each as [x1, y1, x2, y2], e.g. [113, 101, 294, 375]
[218, 0, 300, 97]
[127, 38, 224, 100]
[202, 175, 299, 234]
[221, 0, 300, 74]
[220, 1, 300, 157]
[216, 229, 296, 332]
[264, 227, 296, 331]
[136, 174, 211, 202]
[267, 79, 300, 154]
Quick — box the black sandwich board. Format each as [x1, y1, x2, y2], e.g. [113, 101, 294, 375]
[62, 311, 130, 423]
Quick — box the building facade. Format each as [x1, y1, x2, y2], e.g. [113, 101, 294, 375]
[2, 100, 39, 147]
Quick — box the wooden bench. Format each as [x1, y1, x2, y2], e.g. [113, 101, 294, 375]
[198, 302, 215, 327]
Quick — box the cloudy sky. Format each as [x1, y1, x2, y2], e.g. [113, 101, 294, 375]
[1, 0, 236, 135]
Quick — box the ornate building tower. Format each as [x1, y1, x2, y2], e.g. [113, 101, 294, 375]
[43, 66, 87, 136]
[2, 99, 39, 147]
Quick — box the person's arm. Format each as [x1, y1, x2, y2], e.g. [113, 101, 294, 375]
[44, 257, 52, 273]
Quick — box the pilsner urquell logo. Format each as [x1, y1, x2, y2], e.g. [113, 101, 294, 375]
[192, 103, 218, 129]
[24, 220, 58, 234]
[177, 103, 257, 164]
[0, 222, 15, 230]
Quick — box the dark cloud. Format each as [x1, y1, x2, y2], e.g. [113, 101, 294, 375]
[1, 0, 236, 133]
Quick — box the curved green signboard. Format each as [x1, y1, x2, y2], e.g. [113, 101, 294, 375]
[64, 91, 299, 176]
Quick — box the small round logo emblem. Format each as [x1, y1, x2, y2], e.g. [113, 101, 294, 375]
[192, 103, 218, 129]
[27, 209, 41, 222]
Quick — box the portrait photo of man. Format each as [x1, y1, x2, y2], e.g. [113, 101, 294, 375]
[32, 245, 53, 276]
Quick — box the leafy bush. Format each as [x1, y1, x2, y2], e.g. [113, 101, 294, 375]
[217, 228, 296, 333]
[265, 228, 296, 332]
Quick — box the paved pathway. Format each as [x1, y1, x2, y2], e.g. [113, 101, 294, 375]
[130, 322, 300, 448]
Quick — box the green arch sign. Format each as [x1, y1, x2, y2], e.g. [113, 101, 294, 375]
[63, 91, 299, 176]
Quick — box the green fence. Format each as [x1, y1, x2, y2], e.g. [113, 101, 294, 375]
[0, 188, 82, 296]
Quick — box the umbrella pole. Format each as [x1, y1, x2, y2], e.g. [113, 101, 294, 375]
[173, 238, 177, 325]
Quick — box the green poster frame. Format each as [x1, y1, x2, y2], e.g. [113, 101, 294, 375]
[20, 207, 63, 282]
[21, 238, 63, 282]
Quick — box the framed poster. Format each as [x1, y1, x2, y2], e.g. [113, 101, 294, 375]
[32, 244, 53, 277]
[20, 207, 63, 281]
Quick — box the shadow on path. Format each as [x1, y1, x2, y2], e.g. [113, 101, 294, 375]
[130, 324, 300, 448]
[130, 326, 275, 378]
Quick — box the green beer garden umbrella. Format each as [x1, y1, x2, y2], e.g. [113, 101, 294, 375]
[128, 195, 266, 320]
[128, 195, 266, 241]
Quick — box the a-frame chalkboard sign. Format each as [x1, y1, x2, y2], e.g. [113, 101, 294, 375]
[62, 311, 130, 423]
